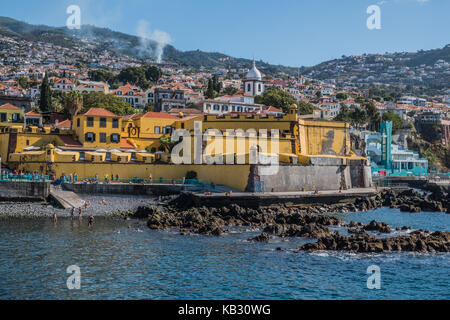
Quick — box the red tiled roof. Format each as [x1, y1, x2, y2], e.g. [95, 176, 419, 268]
[25, 111, 42, 117]
[56, 120, 72, 128]
[168, 108, 203, 114]
[120, 139, 135, 149]
[265, 106, 282, 112]
[141, 112, 179, 120]
[0, 103, 22, 110]
[83, 108, 118, 117]
[58, 135, 82, 147]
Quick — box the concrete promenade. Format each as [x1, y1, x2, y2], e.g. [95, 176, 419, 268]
[192, 188, 382, 208]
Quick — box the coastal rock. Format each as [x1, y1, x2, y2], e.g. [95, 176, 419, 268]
[299, 230, 450, 253]
[363, 220, 392, 233]
[248, 233, 270, 243]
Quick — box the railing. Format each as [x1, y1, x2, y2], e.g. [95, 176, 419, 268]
[61, 177, 220, 192]
[0, 174, 50, 182]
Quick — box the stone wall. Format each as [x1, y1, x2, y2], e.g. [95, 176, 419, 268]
[0, 181, 50, 200]
[62, 183, 191, 196]
[252, 158, 372, 192]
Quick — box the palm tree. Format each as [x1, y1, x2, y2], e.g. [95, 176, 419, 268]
[63, 91, 83, 129]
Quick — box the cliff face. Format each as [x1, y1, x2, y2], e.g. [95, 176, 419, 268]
[407, 136, 450, 171]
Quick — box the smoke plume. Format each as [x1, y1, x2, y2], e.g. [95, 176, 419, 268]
[137, 20, 172, 63]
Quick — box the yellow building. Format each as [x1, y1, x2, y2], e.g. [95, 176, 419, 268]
[73, 108, 122, 148]
[0, 104, 24, 127]
[122, 112, 181, 152]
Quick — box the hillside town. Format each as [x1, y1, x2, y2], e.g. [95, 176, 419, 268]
[0, 33, 449, 180]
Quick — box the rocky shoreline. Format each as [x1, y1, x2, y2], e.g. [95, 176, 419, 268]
[133, 187, 450, 254]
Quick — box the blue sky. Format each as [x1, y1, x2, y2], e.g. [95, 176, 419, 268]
[1, 0, 448, 67]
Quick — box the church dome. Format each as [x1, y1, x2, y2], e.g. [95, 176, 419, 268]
[246, 60, 262, 81]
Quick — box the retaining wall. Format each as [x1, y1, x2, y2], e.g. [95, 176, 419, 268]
[0, 181, 50, 200]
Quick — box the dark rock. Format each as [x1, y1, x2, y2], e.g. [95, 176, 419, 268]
[363, 220, 392, 233]
[248, 233, 270, 243]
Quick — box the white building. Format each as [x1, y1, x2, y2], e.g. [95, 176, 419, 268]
[243, 59, 264, 97]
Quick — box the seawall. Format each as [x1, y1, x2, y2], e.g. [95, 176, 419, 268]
[62, 183, 194, 196]
[0, 181, 50, 201]
[190, 188, 380, 209]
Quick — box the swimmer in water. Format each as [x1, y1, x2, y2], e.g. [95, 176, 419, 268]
[88, 215, 94, 227]
[78, 207, 82, 219]
[53, 212, 57, 223]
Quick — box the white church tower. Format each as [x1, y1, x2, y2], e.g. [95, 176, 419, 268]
[244, 58, 264, 96]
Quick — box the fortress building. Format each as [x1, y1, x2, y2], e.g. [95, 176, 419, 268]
[0, 104, 372, 192]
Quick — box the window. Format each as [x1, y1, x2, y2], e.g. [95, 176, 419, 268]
[1, 113, 6, 122]
[85, 132, 95, 142]
[163, 127, 173, 134]
[214, 105, 220, 111]
[258, 84, 262, 92]
[26, 140, 29, 146]
[111, 134, 120, 143]
[87, 117, 94, 127]
[77, 118, 80, 127]
[247, 84, 251, 92]
[112, 118, 119, 129]
[100, 118, 107, 128]
[155, 126, 161, 134]
[100, 133, 107, 143]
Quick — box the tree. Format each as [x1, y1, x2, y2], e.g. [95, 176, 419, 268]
[298, 101, 315, 115]
[88, 69, 116, 83]
[212, 75, 222, 93]
[159, 136, 179, 153]
[144, 66, 162, 83]
[39, 73, 53, 112]
[335, 105, 367, 128]
[223, 86, 238, 96]
[205, 79, 215, 99]
[364, 101, 381, 131]
[117, 67, 148, 89]
[315, 91, 322, 99]
[381, 111, 403, 133]
[335, 92, 347, 100]
[63, 91, 83, 129]
[17, 76, 29, 89]
[145, 103, 155, 112]
[81, 92, 135, 116]
[254, 88, 297, 113]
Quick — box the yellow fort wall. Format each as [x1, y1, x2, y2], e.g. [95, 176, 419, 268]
[298, 120, 350, 157]
[12, 162, 251, 191]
